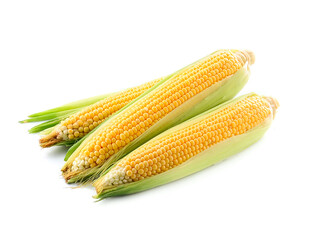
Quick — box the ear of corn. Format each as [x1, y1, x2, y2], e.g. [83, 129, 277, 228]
[34, 78, 164, 147]
[93, 93, 279, 199]
[62, 49, 255, 183]
[20, 77, 166, 136]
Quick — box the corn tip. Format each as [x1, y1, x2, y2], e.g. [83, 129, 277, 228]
[241, 50, 255, 65]
[263, 96, 279, 118]
[39, 131, 61, 148]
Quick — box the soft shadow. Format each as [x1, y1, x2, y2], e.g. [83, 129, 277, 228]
[94, 185, 163, 205]
[45, 145, 70, 158]
[95, 192, 138, 204]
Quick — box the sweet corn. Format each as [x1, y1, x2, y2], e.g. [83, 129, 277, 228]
[38, 78, 162, 147]
[94, 93, 279, 199]
[62, 49, 254, 183]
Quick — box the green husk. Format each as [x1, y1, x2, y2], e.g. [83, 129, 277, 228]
[28, 118, 62, 134]
[26, 93, 112, 118]
[94, 93, 274, 199]
[20, 109, 77, 123]
[20, 93, 113, 134]
[63, 50, 252, 183]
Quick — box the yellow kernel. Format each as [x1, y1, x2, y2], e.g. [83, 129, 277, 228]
[68, 134, 74, 140]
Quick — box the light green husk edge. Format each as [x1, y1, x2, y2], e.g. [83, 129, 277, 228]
[94, 93, 273, 200]
[19, 93, 113, 133]
[63, 55, 251, 183]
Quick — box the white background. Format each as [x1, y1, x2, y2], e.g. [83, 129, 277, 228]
[1, 1, 314, 239]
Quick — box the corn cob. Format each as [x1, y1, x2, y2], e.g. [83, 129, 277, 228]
[93, 93, 279, 199]
[62, 49, 254, 183]
[37, 78, 162, 147]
